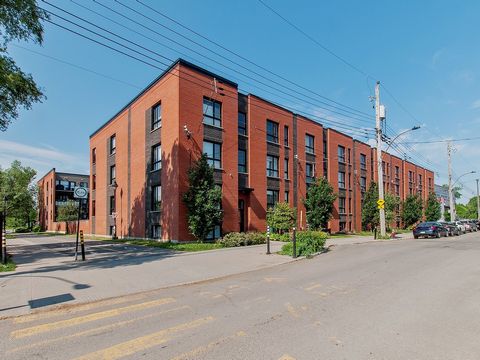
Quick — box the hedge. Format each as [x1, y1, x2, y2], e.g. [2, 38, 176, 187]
[218, 232, 265, 247]
[280, 231, 328, 257]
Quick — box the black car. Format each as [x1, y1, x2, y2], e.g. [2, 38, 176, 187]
[413, 222, 449, 239]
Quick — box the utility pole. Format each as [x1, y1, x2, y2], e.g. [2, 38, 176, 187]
[476, 179, 480, 221]
[375, 81, 386, 237]
[447, 141, 455, 222]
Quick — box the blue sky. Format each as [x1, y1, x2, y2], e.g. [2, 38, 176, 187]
[2, 0, 480, 202]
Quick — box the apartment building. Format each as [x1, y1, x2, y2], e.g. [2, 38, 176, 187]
[38, 168, 89, 233]
[88, 58, 434, 240]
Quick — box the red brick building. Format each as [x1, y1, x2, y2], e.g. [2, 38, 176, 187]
[38, 168, 89, 233]
[87, 59, 434, 240]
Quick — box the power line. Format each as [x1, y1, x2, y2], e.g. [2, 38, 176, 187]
[398, 136, 480, 145]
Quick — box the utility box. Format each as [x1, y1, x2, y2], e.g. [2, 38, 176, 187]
[379, 104, 386, 119]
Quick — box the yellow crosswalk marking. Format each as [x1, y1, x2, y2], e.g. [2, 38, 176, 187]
[13, 294, 147, 324]
[11, 297, 175, 339]
[169, 330, 247, 360]
[7, 306, 191, 354]
[74, 316, 215, 360]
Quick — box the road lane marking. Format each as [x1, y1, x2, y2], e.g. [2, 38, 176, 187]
[304, 283, 322, 291]
[169, 330, 247, 360]
[11, 297, 176, 339]
[7, 305, 191, 354]
[285, 302, 300, 318]
[264, 277, 286, 283]
[279, 355, 296, 360]
[13, 294, 147, 324]
[74, 316, 215, 360]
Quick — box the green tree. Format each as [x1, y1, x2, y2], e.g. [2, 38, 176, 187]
[0, 1, 48, 131]
[0, 160, 37, 229]
[183, 154, 223, 242]
[441, 184, 461, 200]
[302, 177, 336, 230]
[56, 200, 79, 234]
[425, 192, 441, 221]
[455, 196, 478, 219]
[267, 202, 296, 233]
[402, 194, 423, 227]
[362, 182, 379, 230]
[385, 193, 401, 230]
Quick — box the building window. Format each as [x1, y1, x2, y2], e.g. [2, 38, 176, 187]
[203, 98, 222, 127]
[360, 176, 367, 192]
[109, 134, 116, 155]
[92, 148, 96, 164]
[408, 171, 413, 182]
[238, 149, 247, 173]
[284, 125, 289, 146]
[306, 162, 315, 183]
[267, 189, 279, 208]
[92, 200, 96, 217]
[339, 221, 346, 232]
[285, 191, 289, 202]
[339, 197, 346, 214]
[109, 226, 114, 236]
[203, 141, 222, 169]
[110, 165, 116, 184]
[347, 149, 351, 164]
[338, 145, 345, 163]
[238, 112, 247, 135]
[395, 184, 400, 196]
[338, 171, 346, 189]
[266, 120, 279, 143]
[206, 225, 221, 240]
[151, 103, 161, 130]
[92, 175, 96, 190]
[152, 185, 161, 211]
[284, 158, 289, 179]
[266, 155, 279, 177]
[152, 225, 161, 239]
[79, 181, 87, 188]
[152, 144, 161, 171]
[109, 195, 115, 215]
[360, 153, 366, 170]
[305, 134, 315, 154]
[395, 166, 400, 177]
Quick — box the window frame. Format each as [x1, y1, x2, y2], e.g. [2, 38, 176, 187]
[266, 155, 279, 178]
[152, 185, 161, 212]
[151, 103, 162, 130]
[338, 197, 346, 214]
[305, 134, 315, 154]
[109, 134, 116, 155]
[203, 97, 222, 127]
[266, 189, 279, 209]
[238, 112, 247, 135]
[337, 145, 346, 163]
[306, 162, 315, 182]
[109, 195, 115, 215]
[92, 148, 96, 165]
[203, 141, 222, 169]
[284, 158, 289, 179]
[110, 165, 116, 185]
[152, 144, 162, 171]
[360, 153, 367, 170]
[338, 171, 346, 189]
[238, 149, 247, 173]
[266, 120, 279, 143]
[284, 125, 289, 146]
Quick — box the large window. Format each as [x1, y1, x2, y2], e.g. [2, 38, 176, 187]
[151, 103, 161, 130]
[238, 149, 247, 173]
[109, 134, 116, 155]
[110, 165, 116, 185]
[238, 112, 247, 135]
[109, 195, 115, 215]
[284, 125, 289, 146]
[92, 200, 96, 217]
[284, 158, 289, 179]
[338, 197, 346, 214]
[152, 185, 161, 211]
[305, 134, 315, 154]
[92, 148, 96, 164]
[306, 162, 315, 182]
[266, 155, 279, 177]
[338, 145, 345, 163]
[206, 225, 221, 240]
[92, 174, 96, 190]
[203, 98, 222, 127]
[285, 191, 289, 202]
[152, 144, 161, 171]
[152, 225, 161, 239]
[266, 120, 279, 143]
[395, 166, 400, 177]
[338, 171, 346, 189]
[267, 189, 279, 208]
[360, 153, 366, 170]
[203, 141, 222, 169]
[360, 176, 367, 192]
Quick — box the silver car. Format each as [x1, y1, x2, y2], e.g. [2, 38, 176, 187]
[455, 221, 466, 234]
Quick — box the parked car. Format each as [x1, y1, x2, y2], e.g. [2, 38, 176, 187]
[461, 220, 473, 232]
[438, 222, 455, 236]
[446, 222, 461, 236]
[468, 220, 478, 232]
[413, 222, 449, 239]
[455, 221, 466, 234]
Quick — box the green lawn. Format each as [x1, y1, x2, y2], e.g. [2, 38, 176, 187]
[329, 231, 374, 238]
[0, 258, 16, 272]
[105, 239, 225, 252]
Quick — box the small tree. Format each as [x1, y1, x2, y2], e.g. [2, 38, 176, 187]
[362, 182, 379, 230]
[385, 193, 401, 230]
[56, 200, 78, 233]
[302, 177, 336, 230]
[183, 154, 223, 242]
[402, 194, 423, 227]
[267, 202, 296, 233]
[425, 192, 441, 221]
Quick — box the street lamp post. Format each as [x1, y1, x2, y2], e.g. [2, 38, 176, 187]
[450, 171, 476, 221]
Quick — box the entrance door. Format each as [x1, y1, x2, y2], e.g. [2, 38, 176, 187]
[238, 200, 245, 232]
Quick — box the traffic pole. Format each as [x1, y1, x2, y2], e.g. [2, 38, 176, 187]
[80, 230, 86, 261]
[266, 225, 271, 255]
[292, 226, 297, 259]
[74, 199, 81, 261]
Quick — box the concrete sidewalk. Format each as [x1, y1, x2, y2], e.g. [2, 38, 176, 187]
[325, 232, 413, 246]
[0, 236, 290, 318]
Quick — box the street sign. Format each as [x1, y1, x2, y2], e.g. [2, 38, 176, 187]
[73, 186, 88, 199]
[377, 199, 385, 209]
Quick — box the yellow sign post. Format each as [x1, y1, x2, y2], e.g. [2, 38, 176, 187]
[377, 199, 385, 209]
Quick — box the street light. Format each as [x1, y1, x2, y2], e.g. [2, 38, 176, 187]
[110, 180, 118, 239]
[450, 170, 476, 221]
[383, 126, 421, 157]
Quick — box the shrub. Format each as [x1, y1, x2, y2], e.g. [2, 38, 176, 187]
[280, 231, 327, 257]
[269, 233, 291, 242]
[218, 232, 266, 247]
[14, 227, 29, 233]
[32, 225, 41, 232]
[266, 202, 296, 233]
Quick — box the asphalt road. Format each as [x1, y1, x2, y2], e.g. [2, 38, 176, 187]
[2, 232, 480, 359]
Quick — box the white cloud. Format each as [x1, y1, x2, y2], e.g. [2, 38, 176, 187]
[471, 99, 480, 109]
[0, 140, 88, 178]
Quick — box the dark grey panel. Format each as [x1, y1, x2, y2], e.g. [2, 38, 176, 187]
[238, 173, 248, 189]
[338, 163, 346, 172]
[214, 169, 223, 184]
[238, 136, 247, 151]
[339, 189, 347, 197]
[203, 124, 223, 143]
[284, 147, 290, 159]
[267, 177, 280, 190]
[267, 142, 280, 156]
[306, 153, 316, 163]
[238, 93, 248, 113]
